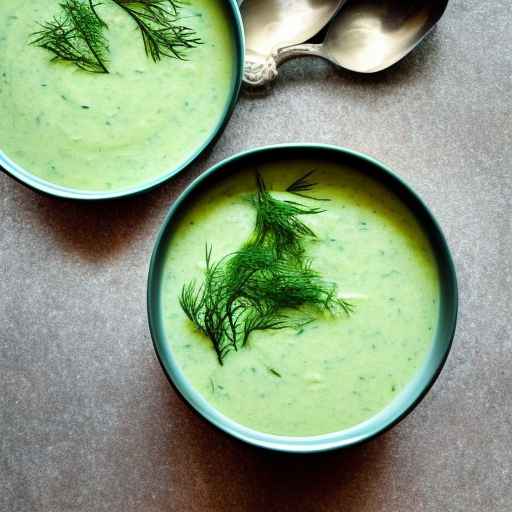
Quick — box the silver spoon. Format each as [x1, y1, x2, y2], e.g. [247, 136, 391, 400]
[243, 0, 449, 87]
[242, 0, 347, 87]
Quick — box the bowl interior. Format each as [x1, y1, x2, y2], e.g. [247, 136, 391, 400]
[147, 144, 458, 452]
[0, 0, 244, 200]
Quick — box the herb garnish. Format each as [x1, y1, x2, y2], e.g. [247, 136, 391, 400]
[30, 0, 110, 73]
[268, 368, 282, 378]
[251, 172, 325, 260]
[114, 0, 202, 62]
[30, 0, 202, 73]
[286, 169, 330, 202]
[179, 172, 354, 365]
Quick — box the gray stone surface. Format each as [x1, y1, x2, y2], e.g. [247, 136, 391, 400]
[1, 1, 511, 510]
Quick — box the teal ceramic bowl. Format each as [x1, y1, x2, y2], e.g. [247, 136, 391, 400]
[0, 0, 243, 201]
[147, 144, 458, 453]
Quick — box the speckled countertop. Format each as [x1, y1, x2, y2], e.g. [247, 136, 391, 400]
[1, 1, 511, 510]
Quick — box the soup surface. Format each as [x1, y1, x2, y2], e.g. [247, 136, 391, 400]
[0, 0, 236, 192]
[161, 160, 440, 436]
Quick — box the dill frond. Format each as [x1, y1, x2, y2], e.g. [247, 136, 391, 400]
[251, 171, 325, 259]
[30, 0, 110, 73]
[30, 0, 201, 72]
[286, 170, 330, 201]
[178, 173, 354, 365]
[113, 0, 202, 62]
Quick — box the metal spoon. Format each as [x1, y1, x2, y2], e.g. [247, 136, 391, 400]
[242, 0, 347, 87]
[243, 0, 449, 87]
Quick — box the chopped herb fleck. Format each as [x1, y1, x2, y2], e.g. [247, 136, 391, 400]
[268, 368, 282, 378]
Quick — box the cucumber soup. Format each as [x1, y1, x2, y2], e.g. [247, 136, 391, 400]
[161, 160, 440, 436]
[0, 0, 236, 192]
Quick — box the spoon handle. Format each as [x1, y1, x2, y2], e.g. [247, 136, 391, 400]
[244, 44, 328, 87]
[275, 44, 327, 65]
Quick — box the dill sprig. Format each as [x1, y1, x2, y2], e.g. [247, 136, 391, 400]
[233, 250, 353, 316]
[30, 0, 109, 73]
[286, 170, 330, 201]
[180, 245, 348, 364]
[179, 173, 354, 365]
[251, 172, 325, 259]
[113, 0, 203, 62]
[30, 0, 201, 73]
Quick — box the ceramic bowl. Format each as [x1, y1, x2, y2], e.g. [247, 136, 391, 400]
[147, 144, 458, 452]
[0, 0, 244, 200]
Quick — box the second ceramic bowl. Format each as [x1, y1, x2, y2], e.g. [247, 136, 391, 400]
[0, 0, 244, 200]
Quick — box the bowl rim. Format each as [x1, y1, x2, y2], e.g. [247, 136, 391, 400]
[147, 143, 459, 453]
[0, 0, 244, 201]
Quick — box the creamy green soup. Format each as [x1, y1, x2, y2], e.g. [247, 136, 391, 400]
[0, 0, 236, 192]
[161, 160, 440, 436]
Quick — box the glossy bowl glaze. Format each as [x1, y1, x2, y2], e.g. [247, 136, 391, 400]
[0, 0, 244, 201]
[147, 144, 458, 452]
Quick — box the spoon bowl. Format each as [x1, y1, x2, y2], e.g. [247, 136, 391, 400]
[243, 0, 449, 86]
[242, 0, 347, 86]
[322, 0, 449, 73]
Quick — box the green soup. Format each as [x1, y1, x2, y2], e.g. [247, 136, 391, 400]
[161, 160, 440, 436]
[0, 0, 236, 192]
